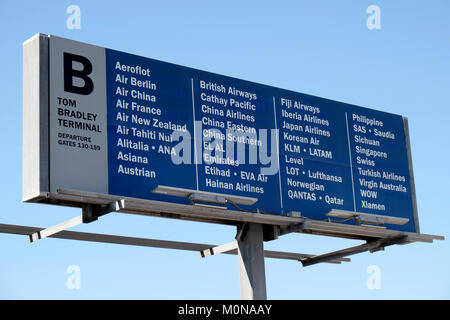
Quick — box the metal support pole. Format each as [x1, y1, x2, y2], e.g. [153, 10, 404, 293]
[237, 223, 267, 300]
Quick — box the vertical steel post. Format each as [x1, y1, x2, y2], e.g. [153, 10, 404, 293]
[237, 223, 267, 300]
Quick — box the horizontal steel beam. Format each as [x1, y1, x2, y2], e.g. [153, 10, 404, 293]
[301, 219, 444, 243]
[114, 198, 302, 227]
[51, 189, 304, 226]
[0, 223, 349, 264]
[30, 189, 444, 243]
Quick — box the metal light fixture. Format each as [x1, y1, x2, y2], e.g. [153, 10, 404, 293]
[327, 209, 409, 226]
[152, 185, 258, 206]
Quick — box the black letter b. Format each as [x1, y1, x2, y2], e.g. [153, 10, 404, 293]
[64, 52, 94, 95]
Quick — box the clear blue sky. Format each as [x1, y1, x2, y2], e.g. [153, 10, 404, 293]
[0, 0, 449, 299]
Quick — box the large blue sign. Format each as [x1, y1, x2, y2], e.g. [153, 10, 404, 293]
[46, 35, 416, 233]
[100, 48, 415, 232]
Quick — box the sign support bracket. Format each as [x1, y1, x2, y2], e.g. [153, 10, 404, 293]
[300, 234, 408, 267]
[29, 215, 83, 243]
[28, 203, 115, 243]
[199, 241, 238, 258]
